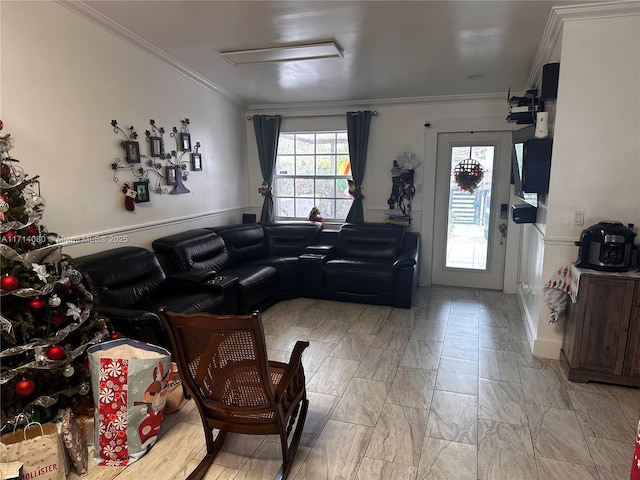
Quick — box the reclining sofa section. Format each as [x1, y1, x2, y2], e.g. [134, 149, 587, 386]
[152, 222, 420, 312]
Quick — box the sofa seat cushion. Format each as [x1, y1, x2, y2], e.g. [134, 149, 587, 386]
[221, 265, 278, 313]
[246, 256, 299, 297]
[323, 258, 394, 294]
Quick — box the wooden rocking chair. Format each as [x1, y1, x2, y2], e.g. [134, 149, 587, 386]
[158, 308, 309, 480]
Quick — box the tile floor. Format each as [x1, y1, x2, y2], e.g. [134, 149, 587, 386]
[72, 286, 639, 480]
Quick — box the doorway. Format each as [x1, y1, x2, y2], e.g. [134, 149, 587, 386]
[432, 131, 513, 289]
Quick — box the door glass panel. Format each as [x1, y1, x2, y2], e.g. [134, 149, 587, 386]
[445, 145, 494, 270]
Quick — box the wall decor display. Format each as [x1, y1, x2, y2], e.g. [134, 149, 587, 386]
[134, 181, 150, 203]
[110, 117, 203, 209]
[191, 142, 202, 171]
[171, 118, 192, 152]
[166, 166, 178, 185]
[111, 119, 140, 163]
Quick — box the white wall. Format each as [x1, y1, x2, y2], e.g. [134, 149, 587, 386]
[246, 100, 522, 287]
[0, 2, 249, 257]
[527, 10, 640, 358]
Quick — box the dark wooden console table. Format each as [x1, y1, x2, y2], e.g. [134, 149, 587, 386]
[561, 267, 640, 387]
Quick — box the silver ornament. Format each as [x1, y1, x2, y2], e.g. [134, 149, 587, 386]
[48, 294, 61, 307]
[78, 382, 90, 396]
[0, 199, 8, 213]
[63, 364, 75, 377]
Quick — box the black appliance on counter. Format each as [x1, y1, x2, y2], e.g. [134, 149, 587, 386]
[575, 220, 637, 271]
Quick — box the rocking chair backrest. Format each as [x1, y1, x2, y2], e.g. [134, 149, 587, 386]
[159, 309, 279, 423]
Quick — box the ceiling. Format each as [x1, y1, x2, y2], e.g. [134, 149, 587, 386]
[66, 1, 595, 107]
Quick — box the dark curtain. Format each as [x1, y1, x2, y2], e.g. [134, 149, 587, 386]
[345, 110, 373, 223]
[253, 115, 282, 223]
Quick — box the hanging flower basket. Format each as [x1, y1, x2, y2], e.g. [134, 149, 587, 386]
[453, 159, 484, 194]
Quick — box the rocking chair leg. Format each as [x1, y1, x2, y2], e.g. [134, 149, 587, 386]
[187, 429, 228, 480]
[274, 397, 309, 480]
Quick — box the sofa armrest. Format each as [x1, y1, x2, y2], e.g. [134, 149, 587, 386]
[392, 248, 417, 271]
[167, 269, 218, 284]
[97, 305, 167, 347]
[304, 244, 336, 256]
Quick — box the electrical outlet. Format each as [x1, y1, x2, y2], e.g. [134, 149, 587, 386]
[574, 210, 585, 226]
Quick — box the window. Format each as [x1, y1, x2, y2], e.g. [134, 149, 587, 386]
[274, 132, 352, 220]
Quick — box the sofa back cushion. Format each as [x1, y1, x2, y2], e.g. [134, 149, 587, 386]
[152, 229, 230, 273]
[77, 247, 166, 308]
[211, 224, 267, 265]
[338, 223, 405, 260]
[262, 222, 321, 256]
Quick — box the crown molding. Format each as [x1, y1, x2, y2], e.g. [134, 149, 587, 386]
[247, 93, 505, 114]
[56, 1, 247, 107]
[528, 0, 640, 89]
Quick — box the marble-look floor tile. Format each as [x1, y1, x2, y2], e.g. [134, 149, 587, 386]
[477, 419, 537, 480]
[426, 390, 478, 445]
[330, 332, 376, 361]
[609, 384, 640, 421]
[479, 348, 521, 383]
[585, 435, 636, 480]
[294, 420, 373, 480]
[411, 318, 447, 342]
[478, 378, 527, 426]
[435, 356, 478, 395]
[416, 437, 477, 480]
[372, 323, 412, 351]
[267, 326, 314, 351]
[348, 313, 389, 335]
[355, 457, 418, 480]
[308, 319, 351, 343]
[534, 457, 599, 480]
[387, 366, 436, 409]
[301, 340, 335, 376]
[331, 377, 388, 426]
[526, 404, 593, 466]
[440, 334, 479, 361]
[212, 432, 267, 470]
[479, 326, 531, 354]
[233, 440, 309, 480]
[366, 403, 428, 466]
[355, 347, 402, 387]
[400, 339, 442, 370]
[519, 366, 572, 410]
[569, 390, 635, 442]
[306, 357, 360, 396]
[301, 392, 340, 448]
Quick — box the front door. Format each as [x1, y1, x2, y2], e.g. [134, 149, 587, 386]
[431, 131, 512, 289]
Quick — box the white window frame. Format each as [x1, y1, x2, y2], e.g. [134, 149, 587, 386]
[274, 131, 352, 221]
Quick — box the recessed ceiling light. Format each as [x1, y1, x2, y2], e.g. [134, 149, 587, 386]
[220, 40, 343, 66]
[467, 73, 486, 80]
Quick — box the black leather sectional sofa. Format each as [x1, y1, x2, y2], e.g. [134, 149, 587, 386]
[76, 222, 420, 347]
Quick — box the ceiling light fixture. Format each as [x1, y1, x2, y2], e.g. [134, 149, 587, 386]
[220, 40, 343, 66]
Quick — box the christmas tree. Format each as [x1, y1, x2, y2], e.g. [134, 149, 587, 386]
[0, 121, 109, 430]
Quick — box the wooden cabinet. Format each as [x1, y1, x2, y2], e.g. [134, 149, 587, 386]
[561, 273, 640, 387]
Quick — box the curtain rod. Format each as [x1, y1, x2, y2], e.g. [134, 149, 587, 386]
[246, 111, 377, 120]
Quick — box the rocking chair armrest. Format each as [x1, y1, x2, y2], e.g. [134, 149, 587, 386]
[274, 340, 309, 399]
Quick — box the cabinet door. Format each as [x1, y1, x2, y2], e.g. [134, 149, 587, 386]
[578, 276, 635, 375]
[623, 304, 640, 378]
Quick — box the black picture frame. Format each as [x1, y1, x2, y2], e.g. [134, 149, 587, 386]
[191, 152, 202, 171]
[125, 141, 140, 164]
[180, 132, 191, 152]
[134, 181, 150, 203]
[166, 166, 178, 185]
[149, 136, 164, 158]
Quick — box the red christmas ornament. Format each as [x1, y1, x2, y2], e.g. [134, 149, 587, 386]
[28, 297, 47, 312]
[1, 274, 19, 292]
[26, 224, 39, 236]
[22, 241, 35, 251]
[110, 332, 123, 340]
[46, 345, 66, 361]
[15, 378, 35, 397]
[50, 313, 66, 328]
[2, 230, 19, 244]
[0, 193, 9, 205]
